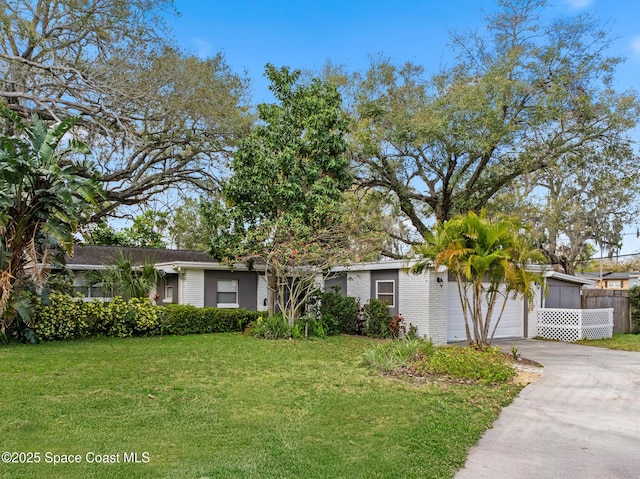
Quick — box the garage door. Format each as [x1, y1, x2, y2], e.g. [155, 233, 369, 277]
[447, 285, 524, 342]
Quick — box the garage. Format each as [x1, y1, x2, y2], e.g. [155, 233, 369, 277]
[447, 285, 526, 342]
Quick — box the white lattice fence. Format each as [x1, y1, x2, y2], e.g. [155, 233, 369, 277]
[536, 308, 613, 342]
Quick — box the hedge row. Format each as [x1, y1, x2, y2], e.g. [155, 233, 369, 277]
[31, 292, 261, 342]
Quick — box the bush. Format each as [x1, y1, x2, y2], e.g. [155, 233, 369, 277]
[364, 299, 393, 338]
[318, 290, 359, 335]
[159, 304, 260, 335]
[253, 314, 292, 339]
[360, 339, 435, 373]
[416, 346, 516, 385]
[33, 292, 91, 340]
[30, 293, 259, 342]
[361, 340, 516, 385]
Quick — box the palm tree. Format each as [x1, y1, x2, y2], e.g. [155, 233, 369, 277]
[0, 107, 101, 332]
[412, 210, 544, 346]
[85, 252, 162, 301]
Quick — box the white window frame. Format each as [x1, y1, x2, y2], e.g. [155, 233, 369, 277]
[73, 275, 112, 302]
[163, 284, 174, 303]
[606, 280, 622, 289]
[375, 280, 395, 308]
[217, 279, 239, 308]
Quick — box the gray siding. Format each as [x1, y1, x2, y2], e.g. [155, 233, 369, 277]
[325, 274, 347, 295]
[204, 270, 258, 310]
[546, 278, 581, 309]
[370, 270, 399, 316]
[157, 273, 179, 304]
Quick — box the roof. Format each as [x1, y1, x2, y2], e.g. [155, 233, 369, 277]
[577, 272, 640, 281]
[66, 245, 215, 269]
[544, 271, 594, 286]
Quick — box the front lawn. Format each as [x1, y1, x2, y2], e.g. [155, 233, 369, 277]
[575, 333, 640, 352]
[0, 334, 520, 478]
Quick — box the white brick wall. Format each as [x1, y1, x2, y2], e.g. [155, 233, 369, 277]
[346, 271, 371, 306]
[398, 268, 429, 337]
[180, 269, 204, 307]
[424, 269, 449, 344]
[257, 274, 268, 312]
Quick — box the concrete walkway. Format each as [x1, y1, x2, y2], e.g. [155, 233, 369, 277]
[455, 339, 640, 479]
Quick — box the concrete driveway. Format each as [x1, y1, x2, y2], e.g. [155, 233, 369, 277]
[455, 339, 640, 479]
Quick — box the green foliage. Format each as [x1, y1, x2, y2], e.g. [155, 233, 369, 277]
[0, 107, 101, 327]
[160, 304, 260, 336]
[348, 1, 639, 260]
[252, 314, 293, 340]
[28, 294, 260, 343]
[413, 210, 543, 346]
[33, 293, 91, 340]
[364, 299, 393, 338]
[360, 339, 435, 373]
[83, 211, 168, 248]
[33, 292, 161, 341]
[406, 323, 419, 340]
[0, 334, 522, 478]
[206, 64, 353, 325]
[294, 314, 327, 339]
[0, 2, 252, 220]
[317, 289, 359, 335]
[628, 286, 640, 334]
[416, 346, 517, 385]
[85, 252, 162, 300]
[362, 339, 516, 385]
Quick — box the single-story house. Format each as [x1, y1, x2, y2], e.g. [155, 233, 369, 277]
[577, 271, 640, 290]
[66, 245, 269, 311]
[65, 246, 594, 344]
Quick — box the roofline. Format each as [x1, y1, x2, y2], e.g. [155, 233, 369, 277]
[544, 270, 595, 285]
[154, 261, 266, 272]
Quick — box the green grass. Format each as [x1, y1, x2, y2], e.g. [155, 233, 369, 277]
[0, 334, 520, 479]
[575, 333, 640, 352]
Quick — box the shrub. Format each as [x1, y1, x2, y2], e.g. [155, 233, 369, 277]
[253, 314, 292, 339]
[417, 346, 516, 385]
[28, 294, 261, 343]
[33, 292, 91, 341]
[361, 341, 516, 385]
[364, 299, 393, 338]
[389, 314, 406, 339]
[294, 314, 327, 339]
[360, 339, 435, 373]
[159, 304, 260, 335]
[318, 290, 359, 335]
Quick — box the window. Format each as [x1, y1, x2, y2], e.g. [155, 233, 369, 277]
[164, 284, 174, 303]
[376, 280, 395, 307]
[217, 279, 239, 307]
[606, 280, 622, 289]
[73, 275, 111, 301]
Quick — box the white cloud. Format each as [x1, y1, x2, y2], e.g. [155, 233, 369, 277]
[191, 37, 215, 58]
[632, 36, 640, 56]
[565, 0, 594, 8]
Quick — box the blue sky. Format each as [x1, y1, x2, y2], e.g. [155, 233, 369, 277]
[167, 0, 640, 255]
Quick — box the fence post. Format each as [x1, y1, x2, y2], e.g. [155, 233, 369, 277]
[577, 309, 583, 340]
[609, 308, 614, 337]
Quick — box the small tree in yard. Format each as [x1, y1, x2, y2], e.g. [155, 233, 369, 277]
[412, 210, 544, 346]
[0, 107, 101, 333]
[207, 64, 360, 326]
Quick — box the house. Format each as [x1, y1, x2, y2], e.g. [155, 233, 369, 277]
[66, 245, 269, 312]
[65, 246, 594, 344]
[325, 261, 594, 344]
[577, 271, 640, 290]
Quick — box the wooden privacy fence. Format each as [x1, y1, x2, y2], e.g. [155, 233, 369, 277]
[581, 289, 631, 334]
